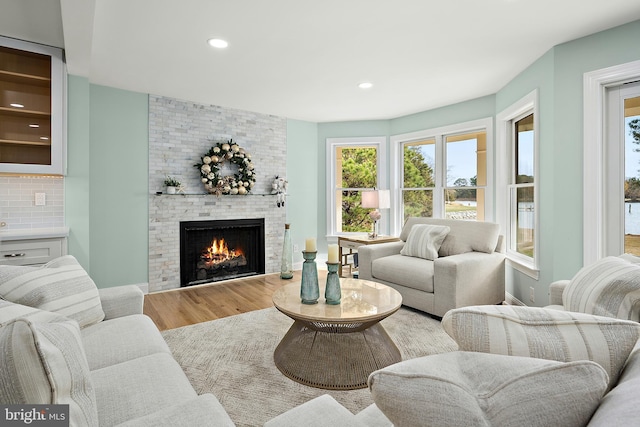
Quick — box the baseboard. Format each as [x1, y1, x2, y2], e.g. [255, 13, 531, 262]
[505, 292, 526, 306]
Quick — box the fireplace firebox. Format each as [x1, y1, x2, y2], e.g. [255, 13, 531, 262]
[180, 219, 265, 287]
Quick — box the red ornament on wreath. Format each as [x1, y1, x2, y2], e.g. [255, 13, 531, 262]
[194, 139, 256, 196]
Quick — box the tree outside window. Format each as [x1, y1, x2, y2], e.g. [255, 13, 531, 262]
[336, 146, 377, 232]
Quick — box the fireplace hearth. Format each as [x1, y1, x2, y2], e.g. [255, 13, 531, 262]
[180, 219, 265, 287]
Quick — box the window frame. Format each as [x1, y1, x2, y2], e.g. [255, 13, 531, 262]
[390, 118, 494, 236]
[584, 60, 640, 266]
[496, 89, 539, 278]
[325, 136, 387, 237]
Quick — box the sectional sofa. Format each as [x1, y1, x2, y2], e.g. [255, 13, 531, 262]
[0, 255, 235, 426]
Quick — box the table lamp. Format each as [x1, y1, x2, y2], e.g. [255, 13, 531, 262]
[361, 189, 390, 238]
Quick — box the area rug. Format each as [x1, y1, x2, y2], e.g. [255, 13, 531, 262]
[161, 307, 457, 426]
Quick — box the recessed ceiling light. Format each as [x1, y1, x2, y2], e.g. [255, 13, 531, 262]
[207, 38, 229, 49]
[358, 82, 373, 89]
[29, 124, 40, 128]
[10, 103, 24, 108]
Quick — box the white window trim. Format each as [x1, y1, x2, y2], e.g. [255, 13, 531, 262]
[325, 136, 387, 238]
[583, 60, 640, 266]
[390, 118, 494, 236]
[496, 89, 539, 279]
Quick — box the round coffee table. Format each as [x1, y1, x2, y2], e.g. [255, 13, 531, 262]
[272, 278, 403, 390]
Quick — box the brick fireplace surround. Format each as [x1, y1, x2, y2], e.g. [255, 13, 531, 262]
[148, 96, 287, 293]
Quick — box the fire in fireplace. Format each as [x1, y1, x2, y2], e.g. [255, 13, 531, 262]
[199, 238, 247, 271]
[180, 219, 265, 287]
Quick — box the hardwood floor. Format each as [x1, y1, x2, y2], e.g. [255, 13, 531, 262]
[143, 270, 328, 330]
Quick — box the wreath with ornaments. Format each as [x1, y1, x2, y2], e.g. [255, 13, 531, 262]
[194, 139, 256, 196]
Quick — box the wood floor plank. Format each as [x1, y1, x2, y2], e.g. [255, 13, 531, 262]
[143, 271, 329, 330]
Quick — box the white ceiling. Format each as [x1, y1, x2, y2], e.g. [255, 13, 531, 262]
[2, 0, 640, 122]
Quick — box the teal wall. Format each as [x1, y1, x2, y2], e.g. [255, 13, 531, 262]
[65, 76, 91, 271]
[495, 49, 555, 304]
[492, 20, 640, 304]
[63, 19, 640, 297]
[286, 120, 319, 265]
[65, 80, 148, 288]
[390, 95, 496, 135]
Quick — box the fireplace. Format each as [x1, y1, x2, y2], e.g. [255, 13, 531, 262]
[180, 219, 265, 287]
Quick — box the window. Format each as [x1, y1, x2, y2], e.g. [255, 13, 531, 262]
[496, 90, 538, 277]
[604, 80, 640, 257]
[512, 114, 535, 257]
[445, 131, 487, 221]
[402, 138, 435, 219]
[326, 137, 386, 236]
[391, 118, 493, 235]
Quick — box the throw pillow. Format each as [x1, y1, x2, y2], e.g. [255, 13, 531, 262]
[0, 299, 67, 326]
[564, 256, 640, 321]
[0, 319, 99, 426]
[399, 217, 500, 255]
[442, 305, 640, 387]
[400, 224, 450, 260]
[0, 255, 105, 328]
[369, 351, 608, 427]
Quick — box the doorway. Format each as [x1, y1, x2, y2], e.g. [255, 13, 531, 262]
[606, 81, 640, 256]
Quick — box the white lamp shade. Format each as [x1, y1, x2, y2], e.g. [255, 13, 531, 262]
[361, 190, 390, 209]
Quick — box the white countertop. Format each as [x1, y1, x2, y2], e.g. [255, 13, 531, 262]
[0, 226, 69, 241]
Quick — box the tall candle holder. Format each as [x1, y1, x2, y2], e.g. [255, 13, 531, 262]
[300, 251, 319, 304]
[325, 262, 341, 305]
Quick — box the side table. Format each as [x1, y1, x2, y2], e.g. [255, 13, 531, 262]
[338, 235, 400, 277]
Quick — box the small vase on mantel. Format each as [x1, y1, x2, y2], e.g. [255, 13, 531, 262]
[280, 224, 294, 279]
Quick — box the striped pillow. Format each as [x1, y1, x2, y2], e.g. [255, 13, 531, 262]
[0, 319, 99, 426]
[0, 299, 67, 326]
[564, 256, 640, 321]
[400, 224, 450, 260]
[442, 305, 640, 387]
[0, 255, 105, 328]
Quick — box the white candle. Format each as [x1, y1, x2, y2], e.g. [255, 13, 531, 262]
[328, 244, 339, 263]
[305, 238, 317, 252]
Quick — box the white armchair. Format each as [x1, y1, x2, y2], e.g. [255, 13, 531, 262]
[358, 217, 505, 317]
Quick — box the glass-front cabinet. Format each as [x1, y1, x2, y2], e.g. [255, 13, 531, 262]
[0, 36, 65, 175]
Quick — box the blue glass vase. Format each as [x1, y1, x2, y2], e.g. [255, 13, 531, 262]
[325, 262, 341, 305]
[300, 251, 319, 304]
[280, 224, 293, 279]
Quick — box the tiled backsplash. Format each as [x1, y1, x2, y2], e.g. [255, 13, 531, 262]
[0, 176, 64, 230]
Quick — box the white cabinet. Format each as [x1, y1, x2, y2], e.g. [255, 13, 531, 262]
[0, 227, 69, 266]
[0, 36, 66, 175]
[0, 238, 66, 266]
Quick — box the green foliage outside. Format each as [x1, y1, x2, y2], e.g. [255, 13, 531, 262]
[402, 146, 435, 221]
[340, 146, 437, 232]
[340, 148, 377, 232]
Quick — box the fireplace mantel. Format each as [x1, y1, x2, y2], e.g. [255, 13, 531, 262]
[149, 195, 284, 293]
[147, 95, 287, 293]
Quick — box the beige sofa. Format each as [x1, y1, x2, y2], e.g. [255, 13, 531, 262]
[0, 256, 235, 427]
[358, 217, 506, 317]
